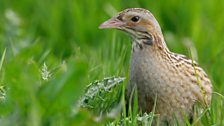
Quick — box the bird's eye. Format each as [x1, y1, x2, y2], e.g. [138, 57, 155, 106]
[131, 16, 140, 22]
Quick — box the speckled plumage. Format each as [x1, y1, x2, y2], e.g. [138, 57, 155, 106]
[99, 8, 212, 125]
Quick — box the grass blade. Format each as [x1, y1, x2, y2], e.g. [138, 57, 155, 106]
[0, 48, 6, 72]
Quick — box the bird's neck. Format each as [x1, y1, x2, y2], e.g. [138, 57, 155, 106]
[131, 32, 170, 54]
[150, 31, 169, 51]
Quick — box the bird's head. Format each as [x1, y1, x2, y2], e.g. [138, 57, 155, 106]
[99, 8, 164, 46]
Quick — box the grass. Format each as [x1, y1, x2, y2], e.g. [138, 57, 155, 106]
[0, 0, 224, 125]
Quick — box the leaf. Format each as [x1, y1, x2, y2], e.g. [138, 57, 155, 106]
[80, 76, 125, 114]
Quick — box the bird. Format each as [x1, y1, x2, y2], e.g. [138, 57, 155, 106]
[99, 8, 212, 125]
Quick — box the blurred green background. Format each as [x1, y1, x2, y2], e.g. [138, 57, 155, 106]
[0, 0, 224, 125]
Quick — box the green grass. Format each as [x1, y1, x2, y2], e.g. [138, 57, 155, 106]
[0, 0, 224, 125]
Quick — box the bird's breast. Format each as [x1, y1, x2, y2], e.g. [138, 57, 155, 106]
[127, 48, 196, 113]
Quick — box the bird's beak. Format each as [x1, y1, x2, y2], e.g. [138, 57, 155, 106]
[99, 17, 124, 29]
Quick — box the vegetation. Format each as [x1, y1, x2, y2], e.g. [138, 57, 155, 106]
[0, 0, 224, 125]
